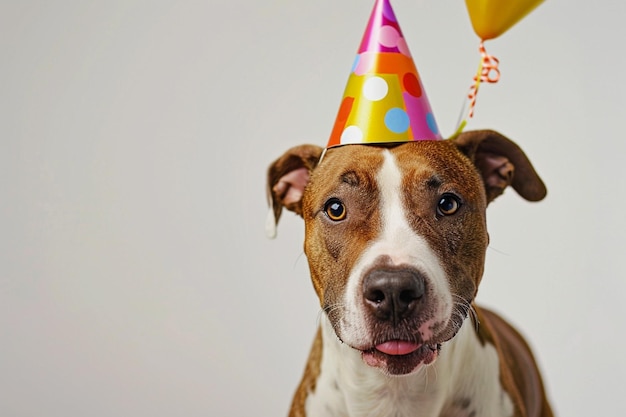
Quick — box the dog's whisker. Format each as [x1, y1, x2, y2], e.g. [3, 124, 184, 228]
[291, 251, 306, 270]
[316, 302, 348, 326]
[451, 294, 480, 331]
[450, 294, 479, 324]
[421, 362, 438, 394]
[487, 245, 511, 256]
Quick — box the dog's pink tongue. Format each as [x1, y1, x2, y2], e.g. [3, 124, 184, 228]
[375, 341, 421, 356]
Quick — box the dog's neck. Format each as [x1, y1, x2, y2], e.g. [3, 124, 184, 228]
[305, 314, 514, 417]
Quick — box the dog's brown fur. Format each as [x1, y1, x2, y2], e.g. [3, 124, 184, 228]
[268, 130, 553, 417]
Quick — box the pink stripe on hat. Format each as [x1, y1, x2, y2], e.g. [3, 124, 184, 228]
[327, 0, 441, 149]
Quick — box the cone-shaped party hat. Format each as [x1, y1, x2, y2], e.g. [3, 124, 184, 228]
[327, 0, 441, 148]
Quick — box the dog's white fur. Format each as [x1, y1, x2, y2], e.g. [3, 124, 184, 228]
[340, 151, 451, 350]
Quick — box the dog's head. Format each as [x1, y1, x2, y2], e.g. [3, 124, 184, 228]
[267, 130, 546, 375]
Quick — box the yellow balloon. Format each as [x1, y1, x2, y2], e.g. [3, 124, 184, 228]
[465, 0, 545, 40]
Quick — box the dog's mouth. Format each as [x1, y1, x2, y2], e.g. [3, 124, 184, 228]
[359, 340, 441, 375]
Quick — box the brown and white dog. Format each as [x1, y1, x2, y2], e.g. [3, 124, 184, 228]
[267, 130, 554, 417]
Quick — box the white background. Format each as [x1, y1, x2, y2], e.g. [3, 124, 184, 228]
[2, 0, 624, 416]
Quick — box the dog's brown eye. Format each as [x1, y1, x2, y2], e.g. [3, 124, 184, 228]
[437, 194, 461, 216]
[324, 198, 347, 221]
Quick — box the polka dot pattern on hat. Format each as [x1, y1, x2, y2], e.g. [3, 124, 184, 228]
[327, 0, 441, 148]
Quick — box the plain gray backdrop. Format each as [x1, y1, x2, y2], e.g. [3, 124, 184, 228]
[2, 0, 624, 416]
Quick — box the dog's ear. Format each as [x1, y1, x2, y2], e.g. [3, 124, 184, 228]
[454, 130, 547, 204]
[266, 144, 324, 237]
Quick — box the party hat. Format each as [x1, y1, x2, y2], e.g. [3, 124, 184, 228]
[327, 0, 441, 148]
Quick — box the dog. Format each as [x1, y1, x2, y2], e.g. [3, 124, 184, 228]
[267, 130, 554, 417]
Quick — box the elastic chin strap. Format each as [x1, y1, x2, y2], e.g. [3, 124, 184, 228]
[316, 147, 329, 168]
[265, 186, 278, 239]
[265, 206, 277, 239]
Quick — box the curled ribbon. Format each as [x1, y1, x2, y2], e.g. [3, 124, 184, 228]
[467, 41, 500, 118]
[452, 42, 501, 138]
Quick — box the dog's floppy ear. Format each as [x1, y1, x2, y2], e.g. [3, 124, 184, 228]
[454, 130, 547, 204]
[266, 144, 324, 238]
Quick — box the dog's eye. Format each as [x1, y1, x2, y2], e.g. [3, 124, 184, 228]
[437, 194, 461, 216]
[324, 198, 347, 221]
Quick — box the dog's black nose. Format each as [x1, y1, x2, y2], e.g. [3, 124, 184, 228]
[363, 269, 425, 324]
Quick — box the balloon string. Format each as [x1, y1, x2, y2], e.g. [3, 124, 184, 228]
[451, 42, 501, 138]
[467, 41, 500, 118]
